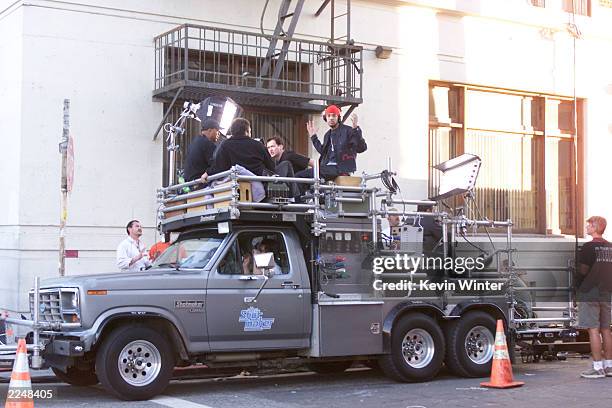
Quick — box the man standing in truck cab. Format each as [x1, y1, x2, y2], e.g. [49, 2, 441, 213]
[297, 104, 367, 183]
[116, 220, 151, 272]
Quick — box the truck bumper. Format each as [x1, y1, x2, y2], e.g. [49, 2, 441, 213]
[45, 337, 85, 357]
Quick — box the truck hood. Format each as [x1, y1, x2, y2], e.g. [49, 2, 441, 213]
[39, 268, 204, 291]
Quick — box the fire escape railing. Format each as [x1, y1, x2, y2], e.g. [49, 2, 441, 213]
[153, 24, 363, 109]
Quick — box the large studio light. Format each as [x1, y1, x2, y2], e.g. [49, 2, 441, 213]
[430, 153, 482, 201]
[197, 96, 242, 136]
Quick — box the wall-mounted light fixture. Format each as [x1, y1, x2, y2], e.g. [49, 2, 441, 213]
[375, 45, 392, 59]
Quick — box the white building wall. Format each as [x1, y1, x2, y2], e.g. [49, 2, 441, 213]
[0, 0, 610, 310]
[0, 2, 24, 311]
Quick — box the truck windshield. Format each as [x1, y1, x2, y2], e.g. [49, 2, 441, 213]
[151, 233, 225, 269]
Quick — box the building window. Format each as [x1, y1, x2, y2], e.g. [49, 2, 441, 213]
[530, 0, 591, 16]
[161, 104, 307, 186]
[429, 83, 582, 235]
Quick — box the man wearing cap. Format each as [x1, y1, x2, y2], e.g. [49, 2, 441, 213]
[183, 118, 220, 183]
[298, 105, 367, 182]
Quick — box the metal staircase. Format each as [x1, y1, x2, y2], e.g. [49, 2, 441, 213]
[259, 0, 306, 87]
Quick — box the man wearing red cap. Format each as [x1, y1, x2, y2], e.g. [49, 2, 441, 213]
[297, 105, 367, 184]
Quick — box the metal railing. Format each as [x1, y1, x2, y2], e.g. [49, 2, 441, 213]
[154, 24, 363, 106]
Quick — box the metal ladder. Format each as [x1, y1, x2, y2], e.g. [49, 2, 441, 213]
[259, 0, 306, 87]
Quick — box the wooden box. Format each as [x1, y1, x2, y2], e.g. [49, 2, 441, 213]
[334, 176, 361, 187]
[164, 199, 186, 219]
[186, 196, 208, 214]
[213, 181, 252, 208]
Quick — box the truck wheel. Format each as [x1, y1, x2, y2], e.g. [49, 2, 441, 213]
[445, 311, 496, 378]
[307, 361, 353, 374]
[51, 366, 98, 386]
[379, 313, 445, 382]
[95, 325, 174, 400]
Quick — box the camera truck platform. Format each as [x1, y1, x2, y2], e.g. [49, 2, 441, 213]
[0, 160, 579, 400]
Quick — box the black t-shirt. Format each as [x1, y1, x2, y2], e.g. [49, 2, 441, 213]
[578, 238, 612, 295]
[183, 136, 217, 182]
[278, 150, 309, 173]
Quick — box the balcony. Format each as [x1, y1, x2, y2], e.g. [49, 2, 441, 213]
[153, 24, 363, 111]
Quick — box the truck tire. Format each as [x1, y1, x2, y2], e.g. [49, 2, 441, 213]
[95, 325, 175, 400]
[307, 361, 353, 374]
[51, 366, 98, 386]
[445, 311, 496, 378]
[379, 313, 445, 382]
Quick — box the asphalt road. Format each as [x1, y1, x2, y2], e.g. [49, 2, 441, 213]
[1, 357, 610, 408]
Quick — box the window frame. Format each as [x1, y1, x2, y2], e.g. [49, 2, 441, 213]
[529, 0, 591, 17]
[428, 81, 584, 236]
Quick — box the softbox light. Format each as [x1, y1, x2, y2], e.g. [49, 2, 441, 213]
[430, 153, 482, 201]
[197, 96, 242, 136]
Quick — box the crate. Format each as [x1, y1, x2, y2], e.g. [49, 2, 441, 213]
[213, 181, 252, 208]
[164, 199, 186, 219]
[187, 196, 208, 214]
[333, 176, 361, 187]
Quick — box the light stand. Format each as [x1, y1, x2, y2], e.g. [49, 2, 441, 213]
[163, 101, 200, 186]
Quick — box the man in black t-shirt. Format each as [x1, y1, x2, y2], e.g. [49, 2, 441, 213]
[266, 136, 314, 174]
[577, 216, 612, 379]
[266, 136, 313, 198]
[183, 119, 220, 183]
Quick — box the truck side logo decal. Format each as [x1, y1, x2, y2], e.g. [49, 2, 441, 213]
[239, 307, 275, 331]
[174, 300, 205, 313]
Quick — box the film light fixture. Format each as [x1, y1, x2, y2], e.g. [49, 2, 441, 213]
[197, 96, 242, 137]
[430, 153, 482, 201]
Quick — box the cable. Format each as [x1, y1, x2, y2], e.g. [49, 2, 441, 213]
[260, 0, 270, 35]
[459, 231, 488, 254]
[465, 193, 497, 260]
[380, 170, 398, 193]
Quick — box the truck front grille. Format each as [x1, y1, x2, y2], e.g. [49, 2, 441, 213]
[29, 288, 80, 325]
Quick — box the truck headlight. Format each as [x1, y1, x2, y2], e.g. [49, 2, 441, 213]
[61, 291, 78, 310]
[60, 289, 81, 324]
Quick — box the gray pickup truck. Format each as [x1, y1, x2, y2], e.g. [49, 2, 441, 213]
[23, 207, 518, 401]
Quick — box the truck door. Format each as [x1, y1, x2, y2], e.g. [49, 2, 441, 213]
[205, 229, 310, 351]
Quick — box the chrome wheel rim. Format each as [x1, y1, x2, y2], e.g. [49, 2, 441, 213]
[464, 325, 494, 364]
[401, 328, 435, 368]
[118, 340, 161, 387]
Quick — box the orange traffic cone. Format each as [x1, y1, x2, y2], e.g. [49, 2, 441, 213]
[4, 338, 34, 408]
[480, 319, 524, 389]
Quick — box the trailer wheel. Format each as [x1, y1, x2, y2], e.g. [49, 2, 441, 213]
[445, 311, 496, 378]
[95, 325, 174, 400]
[307, 361, 353, 374]
[379, 313, 445, 382]
[51, 366, 98, 386]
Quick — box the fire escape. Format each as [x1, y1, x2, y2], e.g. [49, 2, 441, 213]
[152, 0, 363, 138]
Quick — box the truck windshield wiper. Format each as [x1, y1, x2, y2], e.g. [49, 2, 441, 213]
[154, 262, 181, 270]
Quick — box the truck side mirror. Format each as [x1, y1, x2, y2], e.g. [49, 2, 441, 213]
[243, 252, 276, 304]
[254, 252, 275, 269]
[254, 252, 277, 276]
